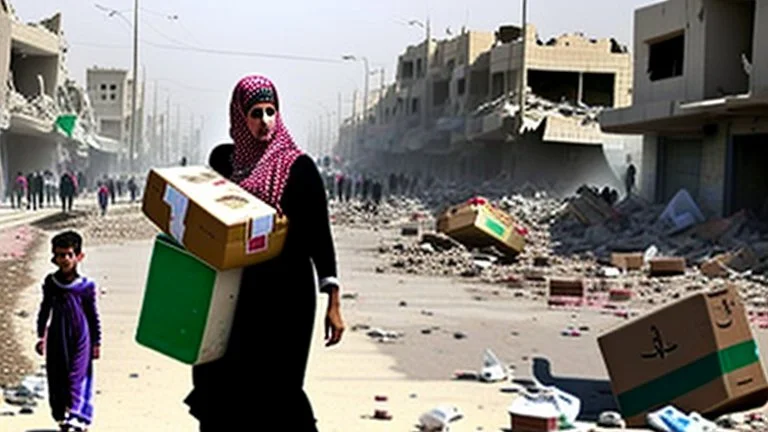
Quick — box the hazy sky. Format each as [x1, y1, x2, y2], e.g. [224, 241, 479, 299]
[13, 0, 655, 158]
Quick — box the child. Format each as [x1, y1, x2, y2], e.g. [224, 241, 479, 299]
[97, 182, 109, 216]
[36, 230, 101, 432]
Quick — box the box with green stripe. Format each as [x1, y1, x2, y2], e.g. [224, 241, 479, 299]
[435, 198, 525, 256]
[598, 285, 768, 427]
[136, 234, 242, 365]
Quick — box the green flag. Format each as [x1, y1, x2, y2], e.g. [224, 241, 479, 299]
[55, 114, 77, 138]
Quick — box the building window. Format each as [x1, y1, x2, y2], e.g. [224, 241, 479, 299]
[416, 58, 423, 77]
[648, 32, 685, 81]
[411, 97, 420, 114]
[457, 78, 466, 96]
[110, 94, 116, 100]
[109, 83, 117, 90]
[447, 59, 456, 70]
[101, 94, 106, 100]
[401, 61, 414, 79]
[100, 84, 107, 91]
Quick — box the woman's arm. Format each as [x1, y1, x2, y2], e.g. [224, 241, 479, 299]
[282, 155, 340, 294]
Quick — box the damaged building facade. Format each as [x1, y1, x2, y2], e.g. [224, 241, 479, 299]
[86, 67, 143, 181]
[0, 1, 112, 198]
[602, 0, 768, 217]
[338, 24, 641, 194]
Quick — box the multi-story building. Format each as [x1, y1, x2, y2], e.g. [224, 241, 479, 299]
[86, 67, 144, 176]
[601, 0, 768, 217]
[0, 3, 63, 197]
[339, 24, 640, 193]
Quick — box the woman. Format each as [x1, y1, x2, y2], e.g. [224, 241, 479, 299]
[184, 75, 345, 431]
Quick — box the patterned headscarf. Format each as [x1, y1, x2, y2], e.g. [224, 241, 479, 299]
[230, 75, 303, 212]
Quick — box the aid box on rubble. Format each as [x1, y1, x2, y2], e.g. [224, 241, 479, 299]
[436, 197, 526, 256]
[136, 234, 242, 365]
[598, 285, 768, 427]
[142, 166, 287, 271]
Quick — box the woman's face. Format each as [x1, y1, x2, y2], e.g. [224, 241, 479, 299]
[245, 102, 277, 142]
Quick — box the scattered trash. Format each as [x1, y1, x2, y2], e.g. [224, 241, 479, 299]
[401, 226, 419, 237]
[129, 373, 139, 379]
[372, 395, 392, 421]
[480, 349, 507, 383]
[597, 411, 625, 428]
[418, 405, 463, 431]
[399, 300, 408, 307]
[341, 292, 359, 300]
[647, 405, 717, 432]
[453, 332, 467, 340]
[453, 370, 480, 381]
[508, 385, 581, 432]
[599, 267, 621, 278]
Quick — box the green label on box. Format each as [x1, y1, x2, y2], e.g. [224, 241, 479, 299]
[484, 216, 506, 238]
[136, 234, 216, 364]
[617, 339, 760, 417]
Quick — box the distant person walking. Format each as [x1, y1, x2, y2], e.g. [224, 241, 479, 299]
[127, 177, 138, 202]
[27, 172, 37, 211]
[59, 172, 76, 213]
[13, 171, 27, 210]
[34, 171, 44, 209]
[97, 182, 109, 216]
[625, 155, 637, 196]
[44, 170, 57, 207]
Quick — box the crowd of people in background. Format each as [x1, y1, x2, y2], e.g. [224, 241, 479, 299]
[323, 169, 431, 212]
[6, 170, 142, 216]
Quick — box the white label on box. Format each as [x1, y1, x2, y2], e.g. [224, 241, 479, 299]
[245, 214, 273, 254]
[163, 184, 190, 244]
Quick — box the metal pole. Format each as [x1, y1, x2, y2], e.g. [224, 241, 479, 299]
[351, 89, 358, 163]
[362, 57, 369, 154]
[337, 92, 342, 159]
[164, 95, 170, 164]
[152, 80, 158, 165]
[129, 0, 139, 173]
[517, 0, 527, 123]
[175, 104, 181, 164]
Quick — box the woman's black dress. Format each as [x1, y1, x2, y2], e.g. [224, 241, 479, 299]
[184, 154, 337, 430]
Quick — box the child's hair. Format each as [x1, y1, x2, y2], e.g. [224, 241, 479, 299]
[52, 230, 83, 255]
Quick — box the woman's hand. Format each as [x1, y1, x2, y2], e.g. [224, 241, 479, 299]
[325, 288, 345, 347]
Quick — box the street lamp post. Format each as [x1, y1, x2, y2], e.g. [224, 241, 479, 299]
[129, 0, 139, 173]
[342, 55, 369, 166]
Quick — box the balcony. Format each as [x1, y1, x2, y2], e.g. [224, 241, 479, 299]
[11, 21, 59, 56]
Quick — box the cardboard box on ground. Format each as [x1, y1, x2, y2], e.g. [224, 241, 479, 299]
[136, 166, 287, 365]
[598, 285, 768, 427]
[436, 197, 526, 256]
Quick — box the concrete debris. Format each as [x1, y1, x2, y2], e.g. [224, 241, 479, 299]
[597, 411, 625, 428]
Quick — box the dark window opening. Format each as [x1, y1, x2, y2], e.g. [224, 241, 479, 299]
[648, 33, 685, 81]
[447, 59, 456, 70]
[457, 78, 466, 96]
[416, 58, 424, 77]
[101, 94, 106, 100]
[491, 72, 505, 99]
[110, 93, 116, 100]
[100, 84, 107, 90]
[109, 83, 117, 90]
[528, 70, 579, 103]
[411, 98, 420, 114]
[728, 134, 768, 217]
[402, 61, 414, 79]
[583, 73, 615, 107]
[433, 80, 449, 106]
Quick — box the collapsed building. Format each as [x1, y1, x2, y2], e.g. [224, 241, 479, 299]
[0, 1, 115, 197]
[601, 0, 768, 218]
[336, 24, 643, 195]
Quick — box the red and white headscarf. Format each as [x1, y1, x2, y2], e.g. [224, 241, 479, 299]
[230, 75, 303, 213]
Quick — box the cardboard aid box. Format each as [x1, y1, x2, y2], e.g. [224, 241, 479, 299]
[142, 166, 287, 271]
[598, 285, 768, 426]
[436, 197, 526, 256]
[136, 235, 241, 365]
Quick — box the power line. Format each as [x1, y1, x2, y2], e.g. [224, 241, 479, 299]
[71, 38, 342, 63]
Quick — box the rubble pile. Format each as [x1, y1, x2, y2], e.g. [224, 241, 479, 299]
[330, 198, 433, 228]
[0, 227, 41, 389]
[471, 91, 604, 128]
[32, 204, 159, 245]
[378, 233, 477, 277]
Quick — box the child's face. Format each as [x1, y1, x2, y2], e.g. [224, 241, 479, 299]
[52, 247, 83, 273]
